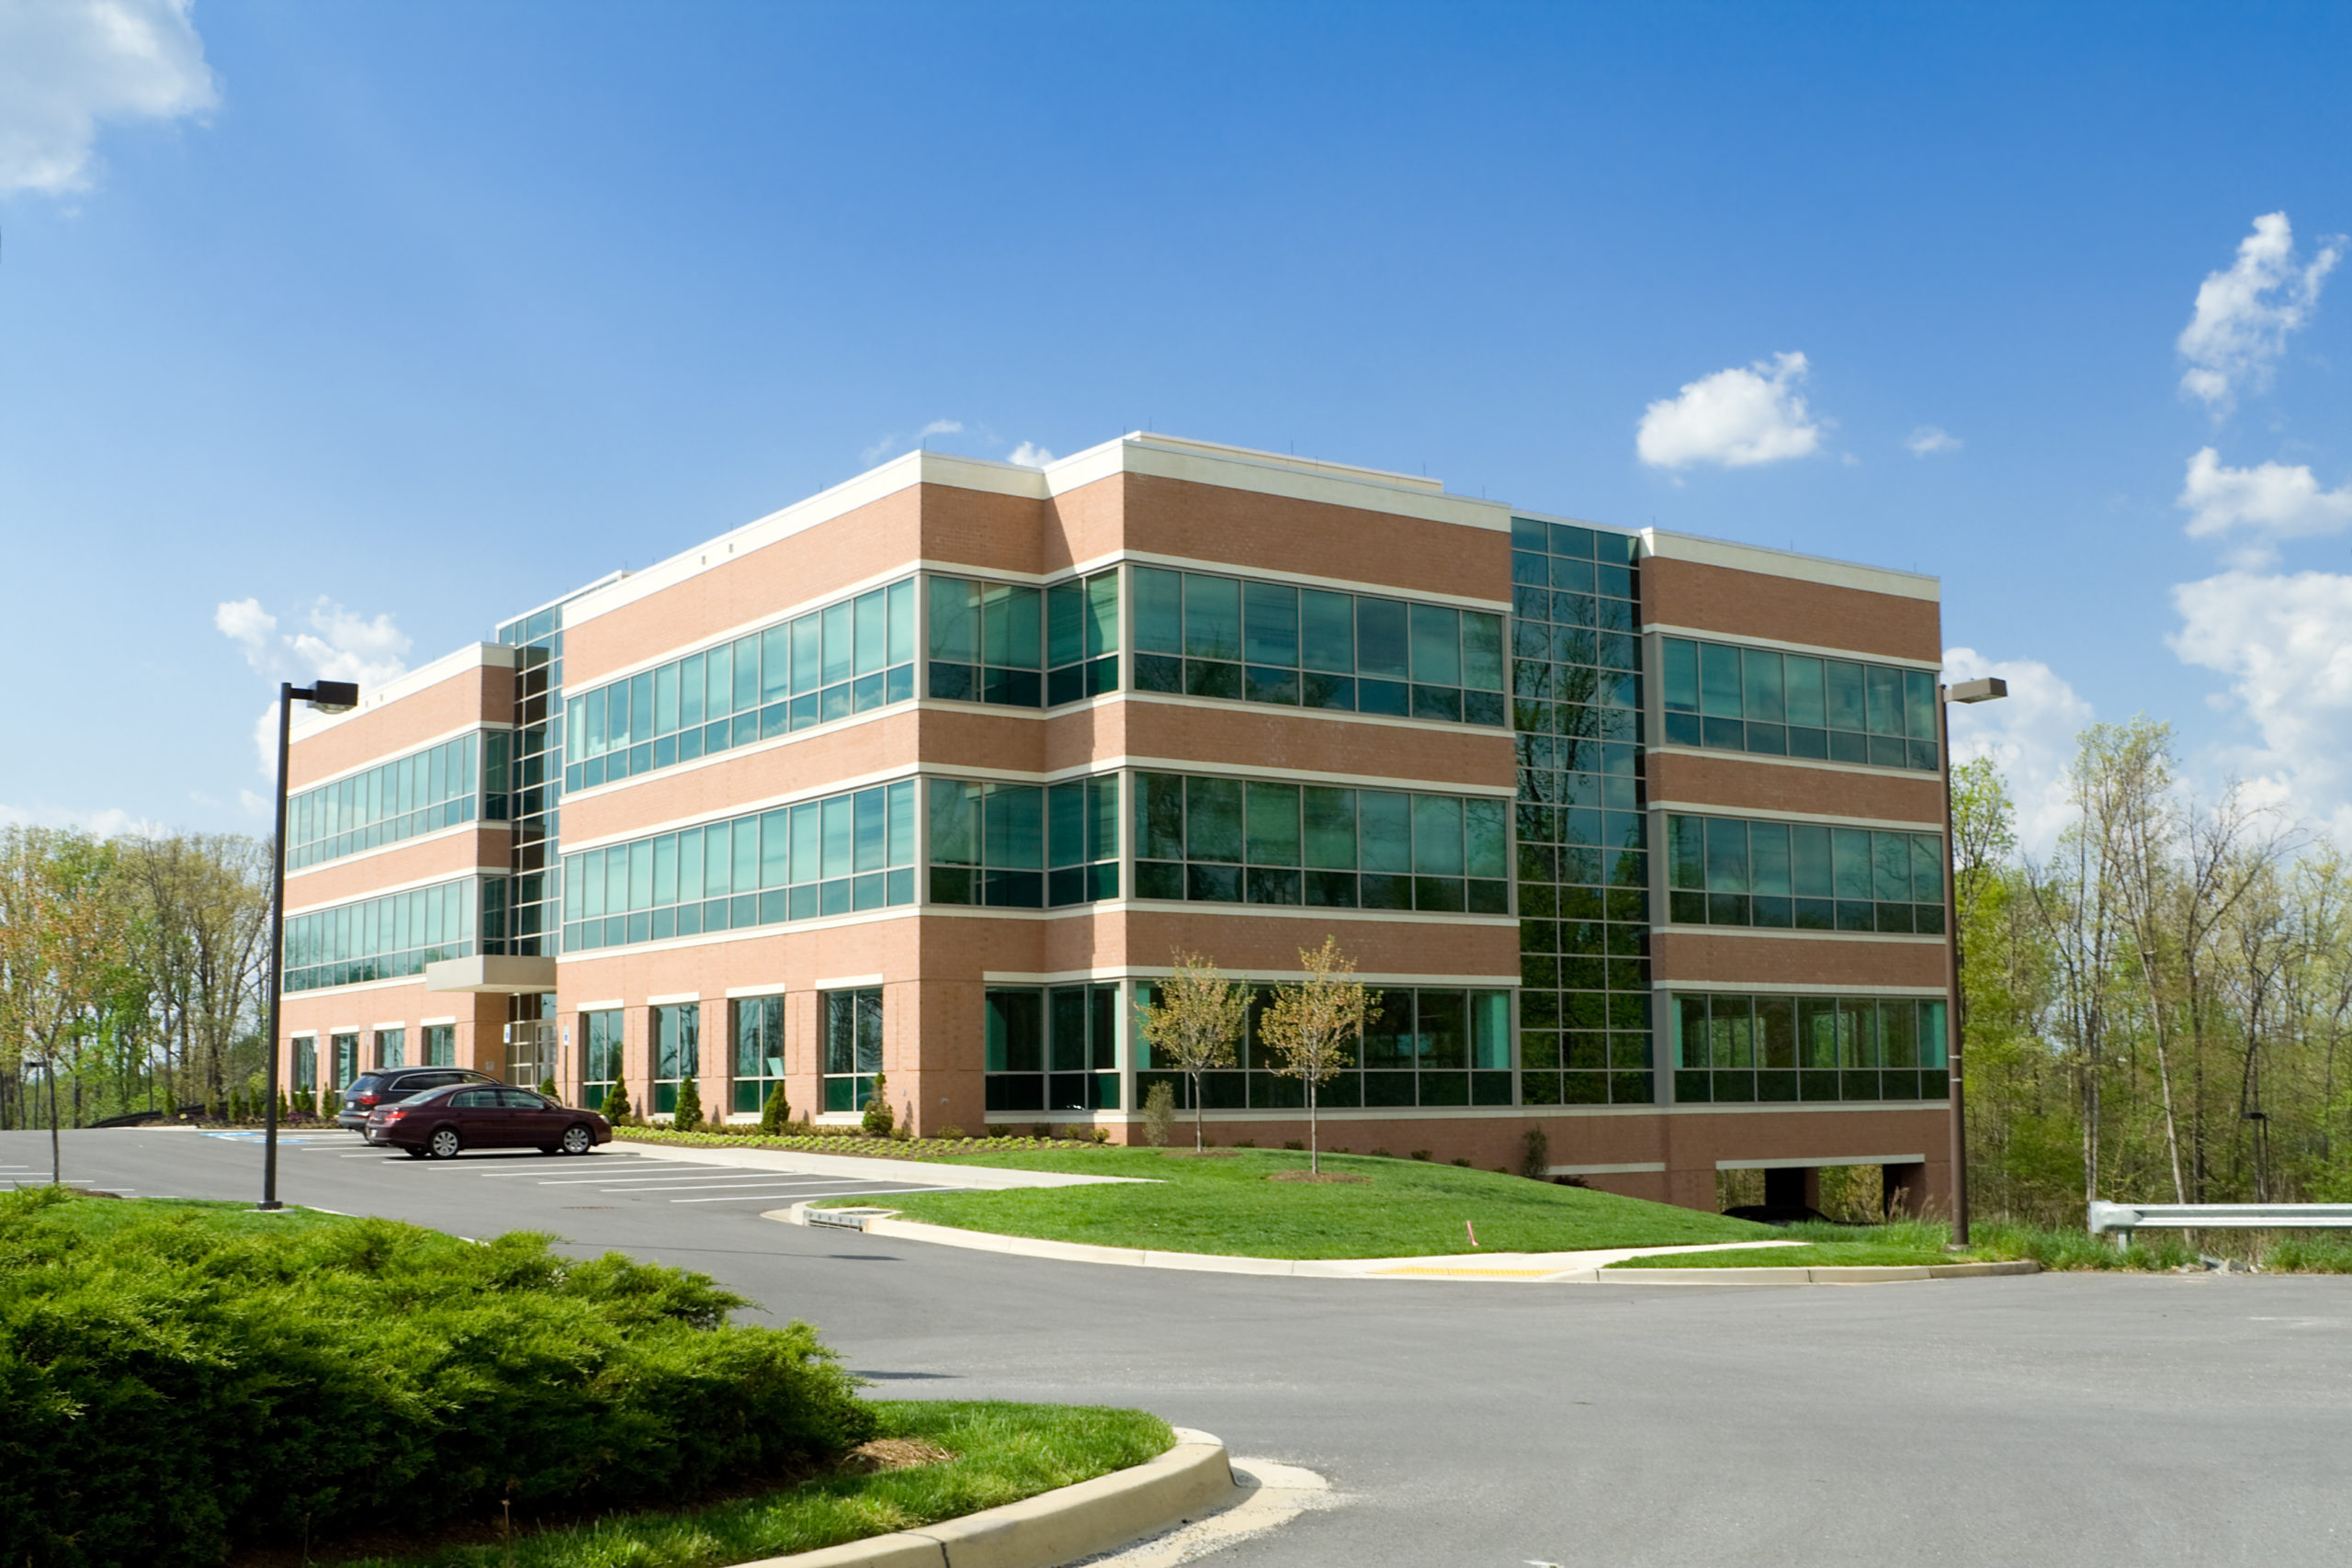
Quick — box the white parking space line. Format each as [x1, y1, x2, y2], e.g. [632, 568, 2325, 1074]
[671, 1185, 956, 1203]
[595, 1179, 887, 1193]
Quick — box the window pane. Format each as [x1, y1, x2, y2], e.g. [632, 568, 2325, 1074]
[1408, 604, 1462, 686]
[1905, 669, 1938, 739]
[1912, 833, 1943, 904]
[704, 820, 731, 896]
[792, 614, 822, 694]
[1049, 781, 1086, 868]
[1668, 815, 1703, 889]
[1872, 831, 1913, 901]
[734, 814, 761, 890]
[1241, 581, 1299, 667]
[1782, 655, 1825, 727]
[888, 779, 917, 865]
[1300, 590, 1353, 672]
[1831, 829, 1873, 901]
[1865, 665, 1904, 736]
[1361, 791, 1411, 871]
[653, 835, 677, 906]
[1791, 824, 1833, 897]
[854, 590, 887, 676]
[762, 626, 791, 703]
[1133, 567, 1182, 654]
[1462, 612, 1504, 691]
[988, 784, 1044, 869]
[1703, 818, 1748, 893]
[1356, 598, 1409, 679]
[1046, 581, 1083, 668]
[707, 643, 733, 718]
[1740, 649, 1784, 723]
[854, 788, 887, 873]
[679, 654, 704, 728]
[1825, 660, 1866, 730]
[1749, 821, 1792, 896]
[790, 802, 820, 882]
[1699, 642, 1743, 717]
[1186, 777, 1243, 863]
[1245, 782, 1301, 865]
[1183, 575, 1241, 660]
[1662, 638, 1699, 713]
[1136, 773, 1184, 861]
[1303, 787, 1356, 868]
[888, 579, 916, 666]
[1412, 795, 1464, 875]
[1464, 798, 1508, 878]
[823, 602, 854, 685]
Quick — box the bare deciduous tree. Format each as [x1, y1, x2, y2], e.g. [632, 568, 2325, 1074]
[1260, 936, 1381, 1174]
[1135, 953, 1248, 1153]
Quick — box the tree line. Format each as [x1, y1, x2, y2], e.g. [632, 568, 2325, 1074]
[0, 827, 272, 1129]
[1955, 720, 2352, 1222]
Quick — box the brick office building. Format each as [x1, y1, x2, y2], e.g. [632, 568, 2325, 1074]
[276, 433, 1951, 1213]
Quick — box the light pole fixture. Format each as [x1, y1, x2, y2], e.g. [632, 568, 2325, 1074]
[1938, 674, 2005, 1247]
[259, 679, 358, 1212]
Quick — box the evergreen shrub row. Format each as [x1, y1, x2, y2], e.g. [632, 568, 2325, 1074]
[0, 1190, 874, 1568]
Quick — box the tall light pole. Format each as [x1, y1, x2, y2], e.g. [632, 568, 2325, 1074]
[259, 679, 358, 1212]
[1939, 675, 2006, 1248]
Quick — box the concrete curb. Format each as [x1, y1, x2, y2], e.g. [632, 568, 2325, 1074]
[1595, 1258, 2042, 1284]
[736, 1428, 1236, 1567]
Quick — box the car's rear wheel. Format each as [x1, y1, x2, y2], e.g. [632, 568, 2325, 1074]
[560, 1123, 594, 1156]
[427, 1127, 463, 1159]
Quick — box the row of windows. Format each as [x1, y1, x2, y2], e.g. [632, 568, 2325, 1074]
[985, 986, 1120, 1111]
[928, 778, 1120, 908]
[1659, 638, 1939, 773]
[1130, 566, 1508, 728]
[289, 1024, 457, 1089]
[926, 571, 1121, 708]
[1670, 992, 1949, 1104]
[1137, 987, 1514, 1111]
[1132, 773, 1511, 913]
[289, 733, 505, 870]
[283, 877, 488, 993]
[560, 781, 918, 953]
[1665, 814, 1946, 934]
[1509, 514, 1643, 568]
[564, 578, 918, 793]
[578, 997, 789, 1116]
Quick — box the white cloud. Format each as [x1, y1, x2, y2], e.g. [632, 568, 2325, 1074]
[0, 800, 167, 838]
[916, 419, 963, 439]
[1941, 646, 2097, 855]
[2170, 570, 2352, 840]
[0, 0, 217, 195]
[217, 597, 412, 774]
[2177, 212, 2342, 413]
[860, 419, 967, 466]
[1635, 352, 1823, 469]
[2176, 446, 2352, 567]
[1904, 425, 1962, 457]
[1006, 441, 1057, 468]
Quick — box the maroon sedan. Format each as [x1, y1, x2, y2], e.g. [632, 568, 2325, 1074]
[368, 1083, 611, 1159]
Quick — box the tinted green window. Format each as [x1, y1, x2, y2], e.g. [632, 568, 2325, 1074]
[1356, 598, 1409, 678]
[1134, 567, 1182, 653]
[1245, 783, 1301, 865]
[1412, 795, 1464, 875]
[1301, 590, 1353, 671]
[1741, 649, 1784, 722]
[1360, 791, 1412, 871]
[1409, 604, 1461, 685]
[1187, 778, 1243, 862]
[1243, 581, 1298, 665]
[1304, 787, 1356, 867]
[1184, 576, 1241, 660]
[1699, 642, 1743, 716]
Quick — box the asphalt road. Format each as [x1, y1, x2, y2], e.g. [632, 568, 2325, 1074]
[12, 1127, 2350, 1567]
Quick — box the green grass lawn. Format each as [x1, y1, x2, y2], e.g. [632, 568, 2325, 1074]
[830, 1146, 1777, 1258]
[346, 1401, 1171, 1568]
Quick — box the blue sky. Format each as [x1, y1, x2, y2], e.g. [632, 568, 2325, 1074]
[3, 1, 2348, 849]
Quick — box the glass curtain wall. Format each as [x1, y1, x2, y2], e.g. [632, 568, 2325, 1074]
[984, 985, 1118, 1112]
[732, 995, 786, 1114]
[496, 605, 567, 957]
[1671, 993, 1949, 1103]
[1130, 567, 1506, 726]
[822, 988, 884, 1112]
[1510, 518, 1653, 1106]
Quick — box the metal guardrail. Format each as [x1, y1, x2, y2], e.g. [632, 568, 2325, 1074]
[2087, 1200, 2352, 1247]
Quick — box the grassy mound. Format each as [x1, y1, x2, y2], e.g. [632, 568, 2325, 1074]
[1604, 1217, 2352, 1270]
[345, 1401, 1172, 1568]
[847, 1146, 1777, 1258]
[0, 1190, 875, 1568]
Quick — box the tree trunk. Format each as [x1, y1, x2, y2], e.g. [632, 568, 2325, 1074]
[1307, 1076, 1319, 1174]
[1191, 1071, 1203, 1152]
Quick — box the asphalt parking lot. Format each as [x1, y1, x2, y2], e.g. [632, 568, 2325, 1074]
[12, 1126, 2350, 1567]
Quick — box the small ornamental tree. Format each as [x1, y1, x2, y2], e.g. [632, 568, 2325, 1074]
[537, 1077, 559, 1104]
[672, 1074, 705, 1132]
[761, 1084, 791, 1134]
[601, 1081, 633, 1124]
[1261, 936, 1381, 1174]
[1136, 953, 1248, 1152]
[862, 1071, 894, 1134]
[1141, 1080, 1176, 1147]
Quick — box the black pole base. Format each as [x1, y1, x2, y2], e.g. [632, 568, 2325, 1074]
[255, 1200, 286, 1213]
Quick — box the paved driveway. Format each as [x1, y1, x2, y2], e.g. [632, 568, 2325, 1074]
[11, 1128, 2349, 1567]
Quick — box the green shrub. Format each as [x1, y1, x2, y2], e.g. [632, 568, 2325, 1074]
[862, 1073, 895, 1135]
[1520, 1126, 1549, 1180]
[602, 1081, 633, 1123]
[0, 1190, 875, 1568]
[673, 1075, 705, 1133]
[537, 1077, 559, 1103]
[761, 1085, 791, 1134]
[1142, 1081, 1175, 1147]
